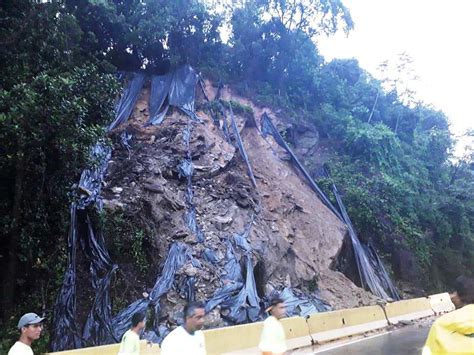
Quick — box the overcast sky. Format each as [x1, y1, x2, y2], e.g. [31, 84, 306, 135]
[316, 0, 473, 154]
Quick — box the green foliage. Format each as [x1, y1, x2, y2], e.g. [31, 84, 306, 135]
[1, 0, 472, 341]
[101, 210, 150, 275]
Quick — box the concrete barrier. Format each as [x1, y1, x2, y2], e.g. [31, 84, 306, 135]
[203, 316, 312, 354]
[203, 321, 264, 355]
[384, 297, 434, 324]
[306, 305, 388, 344]
[280, 316, 313, 350]
[49, 340, 160, 355]
[429, 292, 455, 314]
[49, 294, 454, 354]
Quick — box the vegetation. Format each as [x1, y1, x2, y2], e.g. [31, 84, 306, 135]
[0, 0, 472, 352]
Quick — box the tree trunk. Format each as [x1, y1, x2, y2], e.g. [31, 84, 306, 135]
[2, 151, 26, 317]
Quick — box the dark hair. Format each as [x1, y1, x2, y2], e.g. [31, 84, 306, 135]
[455, 275, 474, 304]
[270, 297, 284, 307]
[183, 301, 205, 319]
[131, 312, 146, 327]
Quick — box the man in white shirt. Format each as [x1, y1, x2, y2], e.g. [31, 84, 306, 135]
[8, 312, 45, 355]
[259, 297, 287, 355]
[160, 301, 207, 355]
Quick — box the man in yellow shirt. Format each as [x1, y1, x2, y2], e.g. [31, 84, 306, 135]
[423, 275, 474, 354]
[259, 297, 287, 355]
[118, 312, 146, 355]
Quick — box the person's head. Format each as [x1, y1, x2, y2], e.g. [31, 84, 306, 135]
[451, 275, 474, 308]
[131, 312, 146, 330]
[183, 301, 205, 333]
[17, 313, 44, 344]
[268, 297, 286, 320]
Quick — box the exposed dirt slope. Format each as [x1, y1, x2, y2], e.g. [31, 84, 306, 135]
[100, 81, 378, 329]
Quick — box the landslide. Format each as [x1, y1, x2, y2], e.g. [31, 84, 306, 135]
[96, 80, 378, 329]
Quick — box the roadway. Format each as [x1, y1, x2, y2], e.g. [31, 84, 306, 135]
[291, 323, 432, 355]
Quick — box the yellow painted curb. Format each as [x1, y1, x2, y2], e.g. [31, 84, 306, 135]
[306, 305, 388, 344]
[203, 320, 264, 355]
[384, 297, 434, 324]
[47, 340, 159, 355]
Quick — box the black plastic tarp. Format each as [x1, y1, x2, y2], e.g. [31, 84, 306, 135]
[149, 74, 172, 125]
[260, 113, 342, 220]
[277, 287, 331, 316]
[108, 73, 145, 131]
[331, 180, 400, 300]
[53, 74, 145, 351]
[108, 242, 192, 343]
[219, 256, 262, 324]
[228, 103, 257, 188]
[51, 204, 82, 351]
[179, 124, 205, 243]
[146, 65, 200, 125]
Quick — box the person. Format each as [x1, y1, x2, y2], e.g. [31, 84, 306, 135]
[422, 275, 474, 354]
[259, 297, 287, 355]
[8, 312, 44, 355]
[160, 301, 206, 355]
[118, 312, 146, 355]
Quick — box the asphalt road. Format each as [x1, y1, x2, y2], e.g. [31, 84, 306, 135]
[295, 324, 431, 355]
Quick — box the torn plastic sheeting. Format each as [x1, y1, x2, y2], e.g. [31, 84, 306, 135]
[223, 241, 243, 283]
[177, 276, 196, 302]
[331, 180, 400, 301]
[220, 256, 261, 324]
[228, 103, 257, 188]
[82, 265, 118, 346]
[54, 74, 144, 351]
[260, 113, 342, 221]
[120, 131, 133, 159]
[109, 298, 150, 343]
[366, 243, 400, 300]
[81, 214, 112, 279]
[169, 65, 199, 118]
[233, 220, 253, 253]
[110, 242, 192, 342]
[108, 73, 145, 131]
[277, 287, 331, 317]
[203, 248, 220, 264]
[205, 281, 244, 313]
[180, 124, 205, 243]
[52, 204, 82, 352]
[148, 74, 172, 126]
[146, 65, 201, 125]
[77, 142, 111, 209]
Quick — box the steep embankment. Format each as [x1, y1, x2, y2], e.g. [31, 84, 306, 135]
[99, 80, 377, 330]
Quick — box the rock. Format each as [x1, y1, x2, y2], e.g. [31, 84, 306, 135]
[213, 215, 233, 230]
[111, 187, 123, 194]
[103, 199, 125, 210]
[144, 183, 164, 193]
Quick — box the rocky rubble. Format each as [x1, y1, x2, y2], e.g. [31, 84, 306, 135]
[100, 81, 379, 330]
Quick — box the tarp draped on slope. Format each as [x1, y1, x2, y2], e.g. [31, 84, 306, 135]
[146, 65, 200, 125]
[331, 181, 400, 300]
[260, 113, 399, 301]
[108, 73, 145, 131]
[53, 73, 145, 351]
[228, 103, 257, 188]
[260, 113, 342, 220]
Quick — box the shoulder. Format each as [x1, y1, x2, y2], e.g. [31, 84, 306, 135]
[435, 305, 473, 325]
[162, 327, 183, 345]
[8, 342, 33, 355]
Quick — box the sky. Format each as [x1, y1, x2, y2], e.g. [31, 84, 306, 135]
[316, 0, 474, 155]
